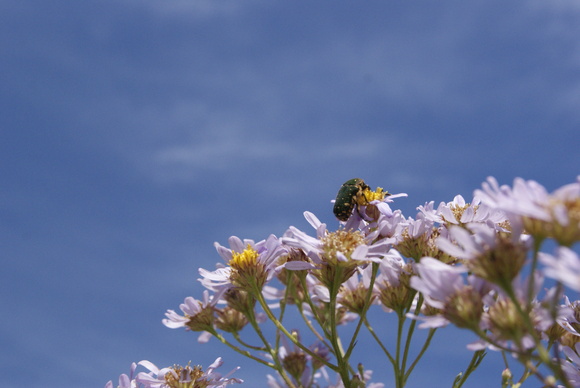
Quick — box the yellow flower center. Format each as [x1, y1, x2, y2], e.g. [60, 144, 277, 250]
[356, 187, 388, 205]
[230, 244, 259, 270]
[321, 230, 365, 263]
[163, 363, 205, 388]
[449, 203, 477, 223]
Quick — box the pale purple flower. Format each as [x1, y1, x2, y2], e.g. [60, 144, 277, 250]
[375, 208, 406, 243]
[372, 250, 414, 313]
[199, 234, 287, 291]
[436, 224, 496, 262]
[556, 296, 580, 337]
[418, 195, 507, 227]
[281, 211, 392, 271]
[409, 257, 467, 310]
[540, 247, 580, 292]
[163, 291, 212, 329]
[409, 256, 491, 329]
[560, 343, 580, 387]
[475, 176, 580, 244]
[105, 363, 138, 388]
[469, 273, 554, 353]
[416, 201, 439, 223]
[403, 215, 435, 240]
[162, 291, 218, 343]
[198, 266, 233, 293]
[281, 211, 330, 270]
[136, 358, 242, 388]
[475, 176, 552, 221]
[214, 235, 286, 270]
[376, 249, 407, 287]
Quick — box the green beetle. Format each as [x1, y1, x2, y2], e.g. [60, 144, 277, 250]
[333, 178, 370, 221]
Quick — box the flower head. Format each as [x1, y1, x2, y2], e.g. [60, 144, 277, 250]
[338, 264, 376, 314]
[418, 195, 508, 230]
[163, 291, 218, 343]
[436, 224, 527, 290]
[475, 176, 580, 245]
[409, 257, 488, 330]
[374, 250, 415, 314]
[282, 212, 391, 287]
[200, 235, 286, 295]
[136, 358, 242, 388]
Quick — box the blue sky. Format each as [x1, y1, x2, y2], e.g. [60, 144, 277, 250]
[1, 1, 580, 387]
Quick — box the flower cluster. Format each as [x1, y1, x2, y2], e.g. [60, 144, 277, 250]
[105, 357, 242, 388]
[107, 176, 580, 388]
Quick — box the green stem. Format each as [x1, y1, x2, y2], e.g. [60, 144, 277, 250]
[400, 294, 423, 377]
[210, 329, 274, 368]
[364, 318, 396, 366]
[403, 328, 436, 384]
[395, 310, 405, 388]
[344, 263, 379, 361]
[526, 237, 544, 305]
[473, 327, 573, 388]
[328, 267, 351, 386]
[297, 303, 329, 344]
[243, 305, 297, 388]
[254, 286, 338, 371]
[452, 350, 486, 388]
[232, 332, 267, 351]
[298, 276, 333, 342]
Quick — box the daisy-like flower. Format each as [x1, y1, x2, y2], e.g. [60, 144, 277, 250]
[281, 211, 391, 287]
[375, 208, 406, 244]
[475, 176, 580, 245]
[395, 215, 436, 261]
[163, 291, 218, 343]
[436, 224, 528, 290]
[409, 257, 486, 330]
[469, 273, 555, 354]
[374, 249, 415, 314]
[338, 264, 376, 314]
[199, 235, 287, 295]
[105, 363, 138, 388]
[136, 358, 242, 388]
[540, 247, 580, 292]
[418, 195, 508, 229]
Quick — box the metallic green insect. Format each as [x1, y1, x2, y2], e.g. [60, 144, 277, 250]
[333, 178, 370, 221]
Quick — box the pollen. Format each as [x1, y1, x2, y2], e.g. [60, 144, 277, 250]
[321, 229, 365, 263]
[230, 244, 259, 270]
[357, 187, 389, 205]
[163, 362, 204, 387]
[228, 244, 268, 292]
[449, 203, 477, 223]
